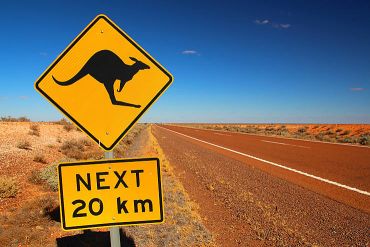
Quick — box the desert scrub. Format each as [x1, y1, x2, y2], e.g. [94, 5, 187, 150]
[340, 137, 355, 143]
[33, 154, 47, 164]
[0, 176, 18, 198]
[340, 130, 351, 136]
[63, 123, 74, 132]
[29, 124, 40, 136]
[0, 116, 30, 122]
[114, 123, 146, 158]
[60, 138, 102, 160]
[17, 140, 31, 150]
[0, 195, 60, 246]
[358, 135, 369, 145]
[124, 127, 215, 246]
[39, 164, 58, 191]
[30, 160, 75, 191]
[297, 127, 307, 134]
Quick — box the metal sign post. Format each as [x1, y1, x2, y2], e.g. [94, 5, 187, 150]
[105, 151, 121, 247]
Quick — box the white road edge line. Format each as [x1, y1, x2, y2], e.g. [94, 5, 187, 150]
[157, 125, 370, 197]
[261, 140, 310, 149]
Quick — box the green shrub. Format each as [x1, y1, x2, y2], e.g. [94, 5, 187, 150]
[359, 136, 369, 145]
[341, 137, 354, 143]
[38, 165, 58, 191]
[0, 176, 18, 198]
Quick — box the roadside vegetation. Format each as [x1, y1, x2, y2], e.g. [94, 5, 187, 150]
[29, 124, 41, 136]
[1, 122, 214, 246]
[0, 116, 30, 122]
[17, 140, 32, 150]
[0, 176, 19, 199]
[123, 126, 215, 246]
[179, 124, 370, 146]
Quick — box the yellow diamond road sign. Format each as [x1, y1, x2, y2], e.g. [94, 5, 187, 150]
[35, 14, 173, 150]
[58, 158, 163, 230]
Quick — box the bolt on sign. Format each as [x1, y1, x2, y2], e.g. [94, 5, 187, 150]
[58, 158, 163, 230]
[34, 14, 173, 150]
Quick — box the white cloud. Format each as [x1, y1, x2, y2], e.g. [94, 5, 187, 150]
[279, 24, 291, 29]
[350, 87, 365, 91]
[181, 50, 198, 55]
[255, 19, 291, 29]
[19, 96, 29, 100]
[254, 19, 270, 25]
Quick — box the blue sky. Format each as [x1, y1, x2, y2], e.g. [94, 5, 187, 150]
[0, 0, 369, 123]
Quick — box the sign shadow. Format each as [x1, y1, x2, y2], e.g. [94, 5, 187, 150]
[56, 229, 135, 247]
[46, 206, 135, 246]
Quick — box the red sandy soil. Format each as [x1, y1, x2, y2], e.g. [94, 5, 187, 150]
[0, 122, 102, 245]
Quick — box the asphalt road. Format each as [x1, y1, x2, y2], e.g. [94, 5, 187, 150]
[153, 124, 370, 246]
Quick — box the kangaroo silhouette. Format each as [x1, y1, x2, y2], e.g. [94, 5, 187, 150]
[52, 50, 150, 108]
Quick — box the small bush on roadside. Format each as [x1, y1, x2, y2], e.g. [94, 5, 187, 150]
[60, 138, 101, 160]
[54, 118, 68, 125]
[341, 130, 351, 136]
[56, 136, 62, 143]
[341, 137, 354, 143]
[29, 124, 40, 136]
[335, 128, 343, 133]
[0, 176, 18, 198]
[33, 154, 47, 164]
[315, 133, 325, 141]
[324, 130, 335, 136]
[63, 123, 74, 132]
[359, 135, 369, 145]
[17, 140, 31, 150]
[60, 139, 85, 159]
[38, 165, 59, 191]
[297, 127, 307, 134]
[29, 170, 44, 185]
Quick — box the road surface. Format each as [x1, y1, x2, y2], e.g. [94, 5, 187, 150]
[153, 124, 370, 246]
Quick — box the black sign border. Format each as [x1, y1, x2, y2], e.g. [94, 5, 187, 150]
[58, 157, 163, 230]
[35, 14, 173, 150]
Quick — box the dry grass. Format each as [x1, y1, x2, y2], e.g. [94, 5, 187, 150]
[63, 123, 74, 132]
[29, 124, 40, 136]
[17, 140, 31, 150]
[1, 122, 214, 246]
[113, 123, 147, 158]
[123, 126, 215, 247]
[33, 154, 47, 164]
[60, 138, 101, 160]
[0, 176, 19, 199]
[0, 195, 60, 246]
